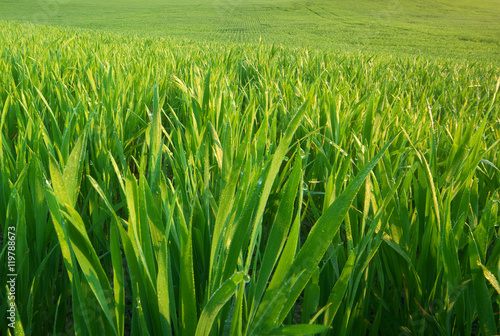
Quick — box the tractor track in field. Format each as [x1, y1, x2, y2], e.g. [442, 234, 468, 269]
[212, 4, 269, 43]
[303, 3, 339, 22]
[305, 6, 326, 19]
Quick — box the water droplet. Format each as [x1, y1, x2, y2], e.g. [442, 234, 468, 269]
[257, 179, 263, 185]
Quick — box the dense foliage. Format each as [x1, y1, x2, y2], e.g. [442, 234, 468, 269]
[1, 21, 499, 335]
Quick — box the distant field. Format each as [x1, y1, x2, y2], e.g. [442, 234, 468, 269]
[0, 0, 499, 61]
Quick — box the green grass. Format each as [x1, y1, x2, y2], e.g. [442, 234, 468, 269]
[0, 0, 499, 61]
[0, 19, 499, 335]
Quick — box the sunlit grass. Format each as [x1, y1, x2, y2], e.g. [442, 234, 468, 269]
[0, 21, 499, 335]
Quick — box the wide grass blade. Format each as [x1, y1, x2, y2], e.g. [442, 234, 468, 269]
[251, 136, 397, 334]
[61, 206, 118, 335]
[266, 324, 331, 335]
[195, 272, 247, 336]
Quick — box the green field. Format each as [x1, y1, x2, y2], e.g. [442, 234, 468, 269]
[0, 0, 500, 61]
[1, 1, 500, 336]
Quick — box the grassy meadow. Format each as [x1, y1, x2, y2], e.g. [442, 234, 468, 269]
[0, 0, 499, 61]
[0, 1, 500, 336]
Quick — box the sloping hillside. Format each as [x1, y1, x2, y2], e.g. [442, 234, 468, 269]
[0, 0, 499, 60]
